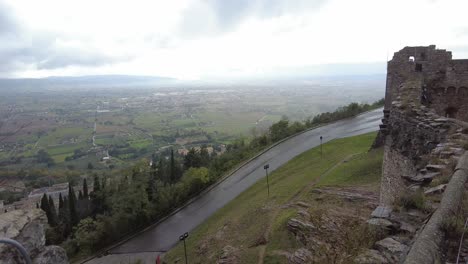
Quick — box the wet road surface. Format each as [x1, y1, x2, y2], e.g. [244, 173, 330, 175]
[85, 108, 383, 263]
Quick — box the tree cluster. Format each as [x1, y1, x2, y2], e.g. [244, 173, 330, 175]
[45, 99, 384, 256]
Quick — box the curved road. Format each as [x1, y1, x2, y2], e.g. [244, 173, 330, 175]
[86, 108, 383, 263]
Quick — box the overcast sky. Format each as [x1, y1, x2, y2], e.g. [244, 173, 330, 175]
[1, 0, 468, 80]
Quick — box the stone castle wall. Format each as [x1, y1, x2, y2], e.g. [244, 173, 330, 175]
[384, 45, 468, 121]
[380, 45, 468, 205]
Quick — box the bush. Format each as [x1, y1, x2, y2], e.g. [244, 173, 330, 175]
[441, 215, 467, 240]
[396, 191, 428, 211]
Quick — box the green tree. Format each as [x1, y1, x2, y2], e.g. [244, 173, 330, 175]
[83, 178, 89, 199]
[93, 175, 101, 192]
[170, 149, 176, 183]
[68, 184, 79, 226]
[40, 193, 52, 223]
[184, 148, 200, 169]
[91, 175, 104, 216]
[269, 118, 290, 142]
[58, 193, 64, 209]
[48, 195, 57, 226]
[200, 146, 210, 167]
[36, 149, 55, 167]
[146, 170, 156, 202]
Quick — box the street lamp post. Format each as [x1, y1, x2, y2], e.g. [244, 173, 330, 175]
[320, 136, 323, 158]
[264, 164, 270, 197]
[179, 232, 189, 264]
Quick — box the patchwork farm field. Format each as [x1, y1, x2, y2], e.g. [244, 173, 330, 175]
[0, 80, 384, 184]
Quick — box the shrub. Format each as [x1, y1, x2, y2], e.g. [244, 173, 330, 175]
[441, 215, 467, 240]
[396, 191, 428, 211]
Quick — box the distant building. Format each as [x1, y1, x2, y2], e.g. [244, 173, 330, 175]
[178, 148, 189, 156]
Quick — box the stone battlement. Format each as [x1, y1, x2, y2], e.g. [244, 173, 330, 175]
[385, 45, 468, 121]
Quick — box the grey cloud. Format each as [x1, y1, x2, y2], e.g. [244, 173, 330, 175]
[0, 2, 130, 76]
[180, 0, 327, 37]
[0, 2, 17, 36]
[0, 32, 125, 74]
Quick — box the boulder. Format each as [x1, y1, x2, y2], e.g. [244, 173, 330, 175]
[287, 218, 315, 234]
[287, 218, 316, 245]
[355, 249, 389, 264]
[426, 164, 446, 172]
[403, 172, 440, 183]
[424, 184, 447, 195]
[399, 222, 416, 234]
[296, 201, 311, 208]
[375, 237, 408, 255]
[288, 248, 313, 264]
[367, 218, 394, 228]
[371, 206, 392, 218]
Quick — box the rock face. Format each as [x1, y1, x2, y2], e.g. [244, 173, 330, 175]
[0, 209, 68, 264]
[33, 246, 68, 264]
[289, 248, 313, 264]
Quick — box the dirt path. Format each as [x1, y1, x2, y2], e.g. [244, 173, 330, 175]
[256, 153, 362, 263]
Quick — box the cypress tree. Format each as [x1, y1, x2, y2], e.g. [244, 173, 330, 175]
[83, 178, 89, 199]
[101, 175, 106, 190]
[59, 196, 71, 236]
[93, 175, 101, 192]
[147, 173, 156, 201]
[58, 193, 64, 209]
[78, 190, 83, 200]
[91, 176, 103, 216]
[170, 149, 175, 183]
[59, 196, 69, 223]
[68, 184, 79, 226]
[156, 159, 165, 183]
[40, 193, 48, 212]
[200, 145, 210, 167]
[40, 194, 52, 225]
[147, 157, 158, 201]
[48, 195, 57, 226]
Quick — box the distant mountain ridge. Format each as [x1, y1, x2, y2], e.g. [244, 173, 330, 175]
[0, 75, 178, 90]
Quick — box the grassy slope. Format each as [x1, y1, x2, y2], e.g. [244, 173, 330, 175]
[164, 132, 382, 263]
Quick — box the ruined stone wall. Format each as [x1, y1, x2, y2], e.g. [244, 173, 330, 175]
[380, 106, 447, 204]
[380, 140, 414, 204]
[379, 45, 468, 204]
[366, 45, 468, 263]
[384, 45, 468, 122]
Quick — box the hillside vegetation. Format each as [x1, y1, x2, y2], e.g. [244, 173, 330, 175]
[164, 132, 383, 263]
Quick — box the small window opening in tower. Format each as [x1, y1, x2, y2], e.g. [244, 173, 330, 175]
[415, 63, 423, 72]
[445, 107, 458, 118]
[420, 52, 426, 60]
[409, 56, 415, 62]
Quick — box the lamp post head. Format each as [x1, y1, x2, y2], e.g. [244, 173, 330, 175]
[179, 232, 189, 241]
[264, 164, 269, 170]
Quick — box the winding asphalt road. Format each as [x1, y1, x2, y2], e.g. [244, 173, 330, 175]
[85, 108, 383, 264]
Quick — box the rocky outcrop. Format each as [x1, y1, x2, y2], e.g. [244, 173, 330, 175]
[33, 246, 68, 264]
[288, 248, 313, 264]
[0, 209, 68, 264]
[216, 245, 239, 264]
